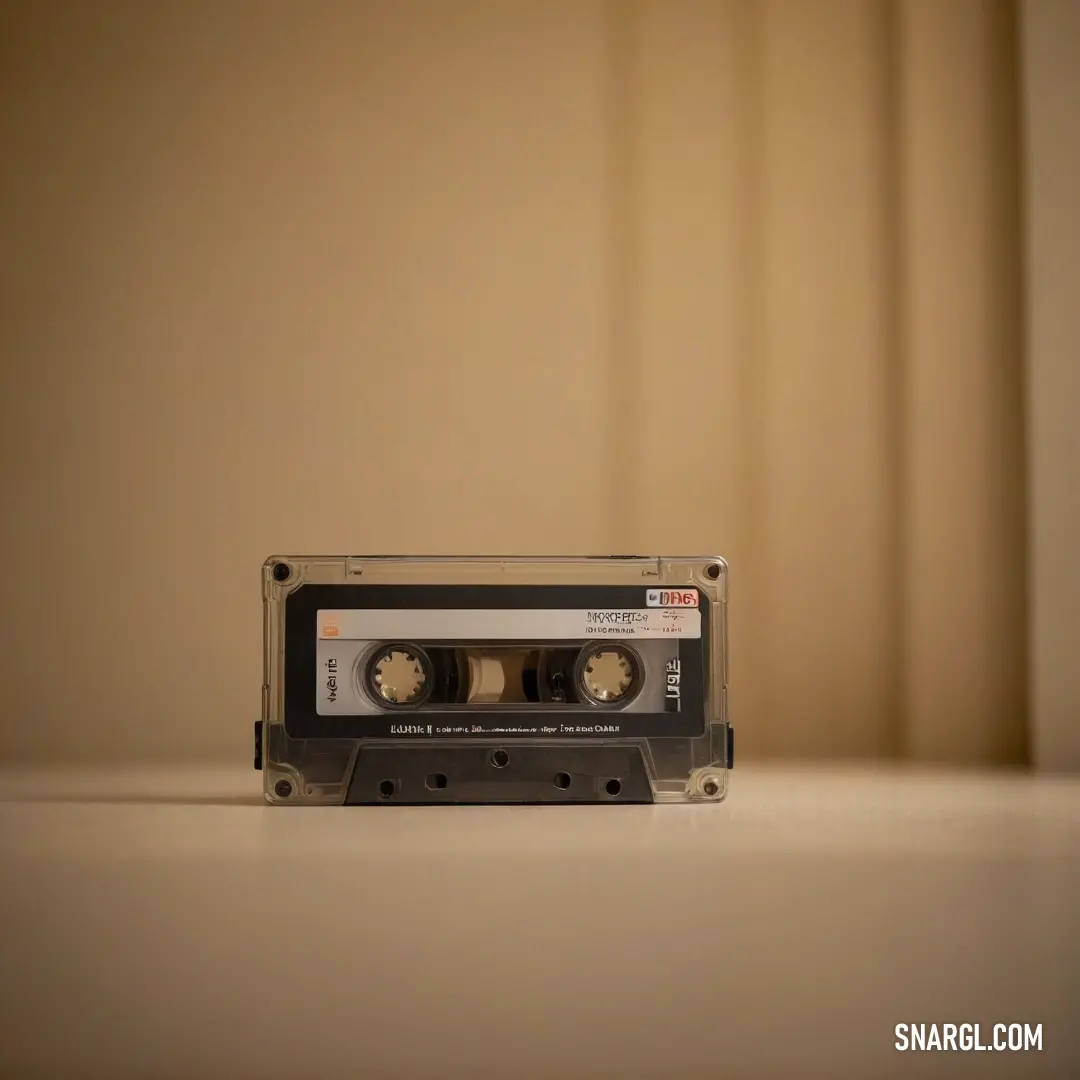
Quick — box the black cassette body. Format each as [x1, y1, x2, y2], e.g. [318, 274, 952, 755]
[257, 556, 732, 804]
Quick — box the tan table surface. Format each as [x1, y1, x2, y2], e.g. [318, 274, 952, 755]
[0, 764, 1077, 1080]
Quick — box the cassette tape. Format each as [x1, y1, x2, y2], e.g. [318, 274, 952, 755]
[256, 556, 733, 804]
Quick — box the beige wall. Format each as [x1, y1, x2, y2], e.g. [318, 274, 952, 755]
[1022, 0, 1080, 773]
[0, 1, 1030, 766]
[1, 1, 620, 763]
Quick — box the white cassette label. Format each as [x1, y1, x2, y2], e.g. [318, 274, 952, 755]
[318, 608, 701, 640]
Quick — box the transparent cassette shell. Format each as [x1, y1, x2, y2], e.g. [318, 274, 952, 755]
[260, 556, 730, 805]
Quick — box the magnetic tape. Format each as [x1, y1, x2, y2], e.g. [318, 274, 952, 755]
[257, 556, 732, 804]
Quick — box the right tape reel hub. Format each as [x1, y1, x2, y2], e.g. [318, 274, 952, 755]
[576, 643, 641, 706]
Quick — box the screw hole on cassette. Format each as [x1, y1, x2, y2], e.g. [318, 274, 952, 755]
[378, 780, 396, 799]
[272, 562, 291, 582]
[605, 779, 622, 797]
[490, 749, 510, 769]
[274, 779, 293, 798]
[553, 772, 572, 790]
[702, 776, 721, 797]
[425, 773, 448, 791]
[706, 562, 721, 579]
